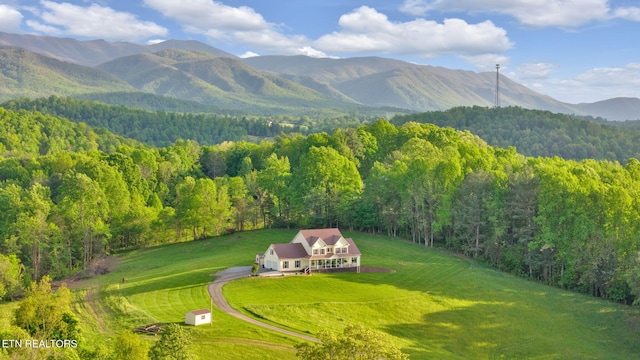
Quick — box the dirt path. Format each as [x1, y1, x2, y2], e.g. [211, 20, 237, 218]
[84, 286, 106, 332]
[207, 267, 318, 343]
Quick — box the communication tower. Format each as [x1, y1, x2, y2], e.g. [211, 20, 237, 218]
[495, 64, 501, 107]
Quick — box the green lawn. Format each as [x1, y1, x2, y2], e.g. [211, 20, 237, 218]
[225, 231, 640, 359]
[3, 229, 639, 359]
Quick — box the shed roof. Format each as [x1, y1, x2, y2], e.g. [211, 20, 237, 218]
[189, 309, 211, 315]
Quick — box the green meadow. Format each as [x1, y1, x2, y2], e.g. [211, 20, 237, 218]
[3, 229, 640, 359]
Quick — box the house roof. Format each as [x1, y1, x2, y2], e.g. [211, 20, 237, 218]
[345, 238, 361, 255]
[189, 309, 211, 315]
[300, 228, 344, 246]
[309, 238, 361, 258]
[272, 243, 308, 259]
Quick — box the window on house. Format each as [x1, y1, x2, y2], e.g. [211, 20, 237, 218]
[270, 249, 274, 255]
[328, 248, 333, 253]
[320, 249, 325, 255]
[352, 257, 357, 263]
[295, 260, 301, 268]
[342, 247, 347, 254]
[201, 315, 206, 320]
[283, 261, 289, 269]
[313, 249, 318, 255]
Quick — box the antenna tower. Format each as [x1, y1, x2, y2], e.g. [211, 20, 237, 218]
[495, 64, 501, 107]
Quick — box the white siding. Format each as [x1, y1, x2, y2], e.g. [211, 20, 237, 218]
[263, 245, 280, 270]
[185, 311, 211, 326]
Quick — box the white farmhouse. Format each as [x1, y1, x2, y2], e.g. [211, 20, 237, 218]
[185, 309, 211, 326]
[257, 228, 361, 273]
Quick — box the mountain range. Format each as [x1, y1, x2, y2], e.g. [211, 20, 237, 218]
[1, 31, 638, 120]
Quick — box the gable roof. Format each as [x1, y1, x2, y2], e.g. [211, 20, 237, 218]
[272, 243, 308, 259]
[345, 238, 361, 255]
[189, 309, 211, 315]
[299, 228, 344, 246]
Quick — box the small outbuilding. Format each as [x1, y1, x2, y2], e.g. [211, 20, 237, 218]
[185, 309, 211, 326]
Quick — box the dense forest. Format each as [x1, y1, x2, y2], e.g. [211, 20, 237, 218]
[392, 106, 640, 164]
[1, 96, 378, 146]
[1, 103, 640, 309]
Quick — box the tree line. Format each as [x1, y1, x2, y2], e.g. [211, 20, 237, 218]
[1, 106, 640, 307]
[392, 106, 640, 164]
[1, 96, 377, 147]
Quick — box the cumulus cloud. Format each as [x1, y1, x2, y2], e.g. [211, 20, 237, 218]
[144, 0, 326, 56]
[0, 4, 23, 32]
[144, 0, 268, 33]
[314, 6, 512, 57]
[400, 0, 640, 28]
[25, 1, 167, 41]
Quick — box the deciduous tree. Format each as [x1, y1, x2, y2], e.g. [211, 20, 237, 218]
[296, 324, 408, 360]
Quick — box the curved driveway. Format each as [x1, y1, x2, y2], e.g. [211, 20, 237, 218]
[207, 267, 318, 342]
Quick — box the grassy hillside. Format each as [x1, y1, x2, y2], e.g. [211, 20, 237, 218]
[226, 232, 640, 358]
[3, 229, 635, 359]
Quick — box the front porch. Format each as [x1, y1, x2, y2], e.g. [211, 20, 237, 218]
[309, 257, 360, 273]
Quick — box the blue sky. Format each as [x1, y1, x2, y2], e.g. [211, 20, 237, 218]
[0, 0, 639, 104]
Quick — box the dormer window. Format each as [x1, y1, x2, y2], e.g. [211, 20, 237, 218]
[342, 247, 347, 254]
[328, 248, 333, 253]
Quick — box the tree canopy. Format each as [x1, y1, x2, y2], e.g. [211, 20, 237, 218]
[1, 103, 640, 306]
[296, 324, 409, 360]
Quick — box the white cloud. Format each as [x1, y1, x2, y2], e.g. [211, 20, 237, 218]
[144, 0, 269, 32]
[314, 6, 512, 57]
[519, 63, 640, 103]
[144, 0, 316, 55]
[517, 63, 556, 79]
[26, 1, 167, 41]
[239, 51, 260, 58]
[613, 7, 640, 21]
[297, 46, 331, 58]
[400, 0, 634, 28]
[0, 4, 23, 32]
[146, 39, 166, 45]
[462, 54, 510, 72]
[574, 65, 640, 87]
[400, 0, 434, 16]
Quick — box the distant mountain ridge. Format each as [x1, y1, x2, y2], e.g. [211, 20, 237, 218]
[0, 31, 235, 66]
[95, 49, 356, 110]
[0, 47, 133, 99]
[0, 31, 639, 120]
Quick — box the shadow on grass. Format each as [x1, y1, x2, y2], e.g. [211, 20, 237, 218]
[383, 303, 511, 358]
[318, 234, 640, 358]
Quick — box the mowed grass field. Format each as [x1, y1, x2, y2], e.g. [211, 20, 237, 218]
[226, 232, 640, 358]
[3, 229, 639, 359]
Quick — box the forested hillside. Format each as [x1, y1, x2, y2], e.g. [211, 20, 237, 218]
[393, 106, 640, 163]
[1, 106, 640, 307]
[1, 96, 378, 146]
